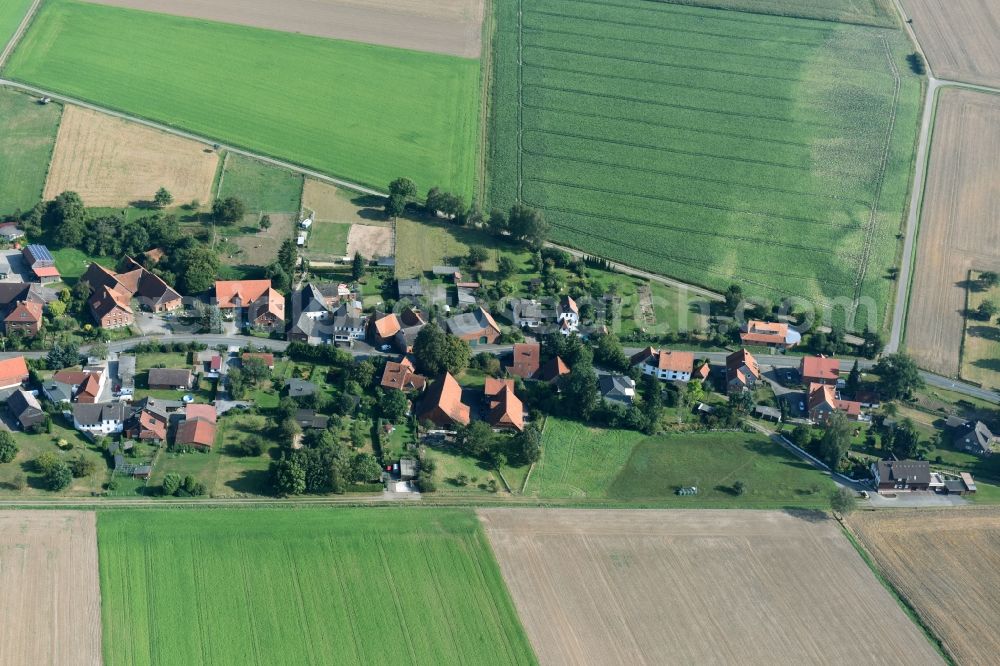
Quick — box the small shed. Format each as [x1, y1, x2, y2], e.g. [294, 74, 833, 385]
[754, 405, 782, 422]
[399, 458, 418, 481]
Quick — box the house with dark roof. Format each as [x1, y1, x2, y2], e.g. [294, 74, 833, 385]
[7, 389, 45, 430]
[740, 320, 800, 349]
[445, 307, 501, 345]
[538, 356, 570, 384]
[952, 421, 997, 456]
[631, 347, 694, 382]
[147, 368, 193, 391]
[506, 343, 540, 380]
[726, 349, 760, 393]
[287, 283, 334, 344]
[872, 460, 930, 492]
[22, 244, 60, 283]
[397, 278, 423, 299]
[0, 223, 25, 241]
[330, 301, 366, 343]
[286, 378, 318, 398]
[214, 279, 285, 330]
[484, 378, 524, 431]
[295, 409, 330, 430]
[72, 402, 128, 436]
[507, 298, 545, 329]
[598, 373, 636, 406]
[417, 372, 470, 428]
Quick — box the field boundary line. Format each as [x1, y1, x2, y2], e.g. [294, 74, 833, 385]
[0, 0, 41, 70]
[0, 78, 388, 199]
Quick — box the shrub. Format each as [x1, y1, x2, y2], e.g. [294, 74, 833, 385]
[0, 431, 18, 463]
[44, 462, 73, 491]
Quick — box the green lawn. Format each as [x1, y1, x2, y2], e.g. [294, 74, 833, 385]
[303, 221, 350, 260]
[51, 247, 113, 282]
[487, 0, 921, 331]
[0, 420, 108, 496]
[0, 0, 34, 52]
[217, 153, 304, 214]
[0, 88, 62, 216]
[97, 509, 537, 665]
[7, 0, 481, 197]
[527, 418, 835, 507]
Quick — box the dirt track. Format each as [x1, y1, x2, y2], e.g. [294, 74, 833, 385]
[901, 0, 1000, 88]
[905, 89, 1000, 375]
[83, 0, 485, 58]
[479, 509, 942, 666]
[45, 105, 218, 207]
[848, 508, 1000, 666]
[0, 511, 102, 666]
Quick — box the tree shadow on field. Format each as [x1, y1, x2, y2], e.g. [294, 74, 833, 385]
[972, 358, 1000, 372]
[224, 469, 271, 495]
[783, 509, 829, 523]
[967, 325, 1000, 342]
[958, 277, 985, 293]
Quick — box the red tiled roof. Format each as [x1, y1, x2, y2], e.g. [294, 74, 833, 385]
[632, 347, 694, 373]
[488, 385, 524, 431]
[507, 343, 540, 379]
[418, 372, 470, 427]
[137, 410, 168, 440]
[539, 356, 570, 383]
[380, 358, 426, 392]
[484, 377, 515, 397]
[185, 403, 217, 424]
[31, 266, 60, 278]
[800, 356, 840, 382]
[0, 356, 28, 387]
[176, 418, 216, 447]
[215, 280, 273, 307]
[241, 353, 274, 368]
[373, 313, 401, 339]
[4, 300, 42, 323]
[726, 349, 760, 380]
[740, 320, 793, 346]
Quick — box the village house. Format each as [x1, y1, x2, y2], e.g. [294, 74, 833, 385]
[538, 356, 571, 385]
[740, 320, 801, 349]
[631, 347, 694, 382]
[952, 420, 997, 456]
[6, 389, 45, 430]
[800, 355, 841, 386]
[44, 365, 107, 404]
[123, 398, 171, 442]
[72, 402, 128, 436]
[0, 356, 29, 392]
[0, 222, 25, 241]
[295, 409, 330, 430]
[506, 298, 545, 329]
[4, 301, 43, 337]
[241, 353, 274, 370]
[175, 403, 217, 450]
[330, 301, 367, 343]
[285, 378, 317, 398]
[693, 361, 711, 383]
[871, 459, 930, 492]
[557, 295, 580, 334]
[214, 279, 285, 330]
[370, 311, 402, 347]
[288, 283, 334, 344]
[392, 308, 426, 354]
[396, 278, 423, 299]
[81, 258, 183, 328]
[380, 356, 426, 393]
[807, 383, 864, 423]
[21, 244, 60, 283]
[445, 307, 502, 345]
[147, 368, 193, 391]
[505, 342, 540, 380]
[725, 349, 760, 393]
[598, 373, 636, 406]
[417, 372, 470, 428]
[484, 378, 524, 431]
[0, 283, 53, 337]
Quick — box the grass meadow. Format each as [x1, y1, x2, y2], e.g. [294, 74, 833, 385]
[97, 509, 536, 665]
[0, 89, 62, 216]
[7, 0, 481, 198]
[0, 0, 33, 48]
[526, 418, 834, 507]
[488, 0, 921, 330]
[217, 154, 304, 215]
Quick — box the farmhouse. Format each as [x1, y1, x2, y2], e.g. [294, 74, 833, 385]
[72, 402, 128, 436]
[800, 355, 840, 386]
[631, 347, 694, 382]
[6, 389, 45, 430]
[417, 372, 470, 428]
[380, 356, 426, 393]
[872, 460, 930, 492]
[370, 312, 402, 346]
[952, 421, 997, 456]
[214, 279, 285, 330]
[147, 368, 193, 391]
[21, 244, 60, 283]
[124, 402, 169, 442]
[726, 349, 760, 393]
[506, 343, 540, 380]
[288, 283, 352, 344]
[807, 383, 864, 423]
[507, 298, 545, 328]
[330, 301, 366, 343]
[392, 308, 426, 353]
[445, 307, 501, 345]
[0, 283, 53, 337]
[82, 259, 183, 328]
[44, 365, 107, 403]
[484, 378, 524, 431]
[740, 320, 800, 349]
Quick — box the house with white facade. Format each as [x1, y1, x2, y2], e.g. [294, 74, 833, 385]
[630, 347, 695, 382]
[72, 402, 129, 436]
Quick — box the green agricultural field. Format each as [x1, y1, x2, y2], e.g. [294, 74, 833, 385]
[654, 0, 896, 26]
[98, 509, 536, 666]
[488, 0, 921, 331]
[0, 88, 62, 216]
[217, 154, 304, 214]
[527, 418, 834, 507]
[0, 0, 33, 48]
[7, 0, 481, 198]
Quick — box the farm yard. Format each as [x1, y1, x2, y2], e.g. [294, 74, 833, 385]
[5, 0, 482, 198]
[905, 89, 1000, 376]
[83, 0, 487, 58]
[0, 511, 102, 666]
[43, 105, 219, 207]
[847, 508, 1000, 666]
[479, 509, 942, 666]
[98, 509, 536, 666]
[0, 88, 62, 216]
[487, 0, 922, 330]
[900, 0, 1000, 88]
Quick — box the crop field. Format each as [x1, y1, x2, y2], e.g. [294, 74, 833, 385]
[526, 418, 834, 506]
[900, 0, 1000, 88]
[0, 511, 102, 666]
[98, 509, 536, 665]
[0, 88, 62, 216]
[44, 105, 218, 207]
[848, 508, 1000, 665]
[7, 0, 481, 198]
[480, 509, 942, 665]
[0, 0, 34, 53]
[488, 0, 921, 330]
[905, 90, 1000, 375]
[653, 0, 896, 26]
[961, 271, 1000, 389]
[84, 0, 487, 58]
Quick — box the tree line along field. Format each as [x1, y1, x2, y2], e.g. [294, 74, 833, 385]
[649, 0, 896, 27]
[487, 0, 922, 330]
[5, 0, 481, 199]
[526, 418, 835, 507]
[97, 509, 537, 666]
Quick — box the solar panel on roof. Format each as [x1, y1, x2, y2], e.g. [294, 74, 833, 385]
[27, 245, 53, 262]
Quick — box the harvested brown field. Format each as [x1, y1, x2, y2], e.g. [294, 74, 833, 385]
[44, 105, 218, 207]
[901, 0, 1000, 88]
[905, 89, 1000, 375]
[479, 509, 942, 666]
[0, 510, 102, 666]
[848, 508, 1000, 665]
[347, 223, 392, 259]
[83, 0, 486, 58]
